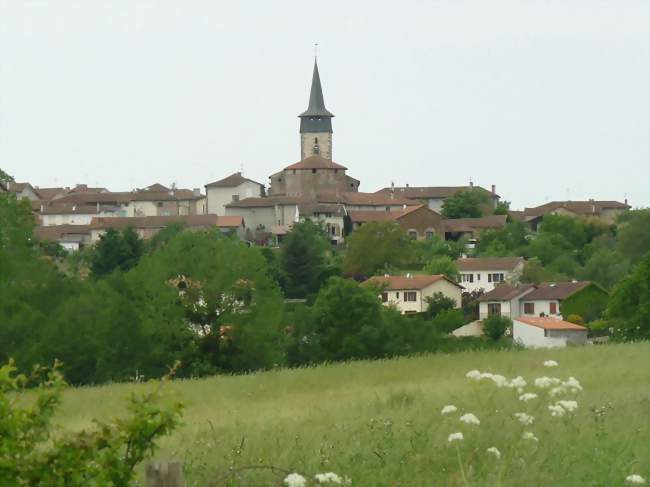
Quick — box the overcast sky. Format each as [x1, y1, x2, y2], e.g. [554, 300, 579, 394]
[1, 1, 648, 209]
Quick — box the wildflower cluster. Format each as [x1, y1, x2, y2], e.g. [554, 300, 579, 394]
[284, 471, 350, 486]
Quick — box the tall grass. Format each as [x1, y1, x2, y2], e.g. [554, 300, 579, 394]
[52, 342, 650, 486]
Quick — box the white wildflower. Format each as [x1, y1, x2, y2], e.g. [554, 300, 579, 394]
[486, 446, 501, 459]
[480, 372, 495, 380]
[466, 369, 482, 380]
[519, 392, 538, 402]
[508, 376, 527, 389]
[448, 432, 464, 443]
[460, 413, 480, 425]
[549, 386, 567, 397]
[557, 400, 578, 412]
[441, 404, 458, 415]
[534, 376, 561, 388]
[490, 374, 508, 388]
[315, 472, 343, 484]
[285, 473, 307, 487]
[626, 474, 646, 484]
[548, 404, 566, 417]
[522, 431, 539, 442]
[514, 412, 535, 425]
[563, 376, 583, 392]
[543, 360, 559, 367]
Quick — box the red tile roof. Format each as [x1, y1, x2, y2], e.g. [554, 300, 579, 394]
[205, 172, 263, 188]
[90, 215, 243, 230]
[515, 317, 587, 331]
[349, 205, 430, 223]
[456, 257, 524, 271]
[284, 155, 347, 171]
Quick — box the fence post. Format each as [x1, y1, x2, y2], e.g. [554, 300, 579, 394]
[146, 461, 184, 487]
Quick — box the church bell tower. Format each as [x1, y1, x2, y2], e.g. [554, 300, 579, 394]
[299, 59, 334, 160]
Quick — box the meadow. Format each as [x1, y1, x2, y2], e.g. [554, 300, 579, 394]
[53, 342, 650, 486]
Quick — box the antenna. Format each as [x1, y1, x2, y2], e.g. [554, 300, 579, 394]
[314, 42, 319, 59]
[240, 162, 244, 175]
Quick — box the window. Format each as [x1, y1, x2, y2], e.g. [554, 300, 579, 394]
[312, 169, 317, 174]
[385, 207, 391, 212]
[157, 202, 163, 208]
[524, 302, 535, 314]
[477, 273, 481, 281]
[488, 273, 505, 283]
[396, 292, 400, 299]
[487, 303, 501, 316]
[404, 291, 417, 302]
[381, 292, 388, 303]
[549, 302, 557, 314]
[461, 273, 474, 283]
[408, 230, 418, 239]
[426, 231, 434, 240]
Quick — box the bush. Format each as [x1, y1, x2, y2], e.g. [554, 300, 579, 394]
[424, 292, 457, 319]
[565, 314, 584, 325]
[483, 315, 512, 341]
[431, 309, 465, 334]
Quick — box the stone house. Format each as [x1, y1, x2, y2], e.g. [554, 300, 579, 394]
[349, 204, 443, 239]
[516, 200, 630, 230]
[456, 256, 525, 293]
[205, 172, 264, 215]
[373, 184, 500, 213]
[362, 274, 463, 314]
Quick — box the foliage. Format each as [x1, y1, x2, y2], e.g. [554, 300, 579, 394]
[424, 256, 459, 280]
[441, 189, 490, 219]
[281, 220, 330, 298]
[90, 227, 144, 278]
[616, 209, 650, 264]
[146, 222, 186, 254]
[493, 200, 510, 216]
[560, 284, 609, 323]
[475, 221, 528, 256]
[482, 314, 511, 341]
[260, 247, 287, 290]
[0, 167, 14, 182]
[565, 314, 584, 325]
[0, 360, 182, 486]
[607, 252, 650, 341]
[412, 234, 462, 264]
[424, 292, 457, 319]
[461, 290, 484, 323]
[520, 259, 552, 284]
[343, 222, 412, 278]
[430, 308, 465, 334]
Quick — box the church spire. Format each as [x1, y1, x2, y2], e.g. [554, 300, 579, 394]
[300, 60, 334, 119]
[299, 58, 334, 160]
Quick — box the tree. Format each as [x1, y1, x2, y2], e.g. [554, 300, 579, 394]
[90, 227, 144, 278]
[520, 259, 552, 284]
[146, 222, 186, 254]
[494, 200, 511, 216]
[475, 221, 528, 256]
[483, 315, 511, 341]
[441, 190, 490, 219]
[431, 309, 465, 334]
[424, 292, 457, 319]
[0, 167, 14, 182]
[606, 252, 650, 341]
[617, 210, 650, 264]
[281, 220, 330, 298]
[343, 222, 412, 277]
[424, 256, 459, 280]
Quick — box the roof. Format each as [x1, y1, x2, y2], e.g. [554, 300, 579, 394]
[40, 203, 106, 215]
[456, 257, 524, 271]
[141, 183, 169, 192]
[225, 195, 308, 208]
[321, 191, 414, 206]
[524, 200, 630, 217]
[363, 274, 463, 291]
[5, 182, 36, 194]
[375, 185, 499, 199]
[90, 215, 244, 230]
[34, 224, 91, 241]
[34, 187, 68, 200]
[523, 281, 601, 301]
[515, 316, 587, 331]
[205, 172, 263, 188]
[299, 60, 334, 118]
[478, 283, 536, 302]
[298, 203, 346, 217]
[284, 155, 347, 171]
[349, 205, 433, 223]
[443, 215, 508, 233]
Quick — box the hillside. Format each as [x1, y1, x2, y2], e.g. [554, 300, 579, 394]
[54, 343, 650, 486]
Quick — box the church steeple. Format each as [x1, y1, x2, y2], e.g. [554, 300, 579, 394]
[299, 59, 334, 160]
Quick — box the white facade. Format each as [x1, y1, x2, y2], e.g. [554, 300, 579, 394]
[458, 261, 524, 294]
[381, 279, 462, 314]
[513, 320, 587, 348]
[519, 299, 562, 319]
[207, 181, 263, 215]
[42, 210, 122, 226]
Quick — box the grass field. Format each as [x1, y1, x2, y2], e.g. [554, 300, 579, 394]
[53, 343, 650, 486]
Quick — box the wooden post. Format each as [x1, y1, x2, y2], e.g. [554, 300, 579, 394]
[146, 461, 184, 487]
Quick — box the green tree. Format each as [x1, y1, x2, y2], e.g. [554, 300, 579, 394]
[90, 227, 144, 278]
[441, 190, 490, 219]
[0, 167, 14, 182]
[424, 256, 459, 280]
[606, 252, 650, 341]
[424, 292, 457, 319]
[475, 221, 528, 256]
[146, 221, 186, 254]
[494, 200, 511, 216]
[281, 220, 330, 298]
[343, 222, 412, 277]
[483, 315, 511, 341]
[616, 209, 650, 264]
[431, 308, 465, 334]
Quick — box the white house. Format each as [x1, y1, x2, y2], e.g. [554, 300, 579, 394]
[362, 274, 463, 314]
[513, 317, 588, 348]
[205, 173, 264, 215]
[456, 257, 525, 293]
[478, 283, 536, 320]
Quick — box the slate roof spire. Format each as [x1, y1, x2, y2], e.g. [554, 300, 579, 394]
[299, 59, 334, 133]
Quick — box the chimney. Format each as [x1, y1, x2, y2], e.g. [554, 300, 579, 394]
[469, 179, 474, 188]
[625, 198, 628, 206]
[491, 184, 496, 195]
[193, 188, 201, 197]
[406, 183, 409, 188]
[232, 194, 240, 202]
[390, 181, 395, 200]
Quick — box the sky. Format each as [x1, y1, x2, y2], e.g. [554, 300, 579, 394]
[0, 0, 648, 210]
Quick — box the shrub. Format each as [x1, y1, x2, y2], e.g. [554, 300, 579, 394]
[424, 292, 457, 319]
[565, 314, 584, 325]
[483, 315, 512, 341]
[431, 309, 465, 334]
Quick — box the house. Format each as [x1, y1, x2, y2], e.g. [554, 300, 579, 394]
[521, 200, 630, 229]
[349, 205, 443, 240]
[40, 202, 126, 226]
[34, 224, 92, 252]
[362, 274, 463, 314]
[520, 281, 608, 320]
[373, 184, 500, 213]
[442, 215, 508, 242]
[478, 283, 536, 320]
[456, 257, 525, 293]
[205, 172, 264, 215]
[512, 317, 588, 348]
[89, 215, 245, 242]
[4, 182, 40, 201]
